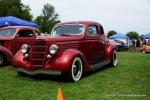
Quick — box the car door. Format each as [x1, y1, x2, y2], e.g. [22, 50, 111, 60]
[85, 25, 103, 65]
[11, 29, 35, 55]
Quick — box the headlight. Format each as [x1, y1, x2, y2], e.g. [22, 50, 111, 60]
[49, 44, 58, 54]
[21, 44, 28, 53]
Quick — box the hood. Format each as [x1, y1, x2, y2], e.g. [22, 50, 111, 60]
[0, 36, 14, 40]
[36, 35, 84, 42]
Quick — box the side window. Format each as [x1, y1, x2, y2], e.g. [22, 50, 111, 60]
[87, 26, 97, 36]
[35, 31, 40, 36]
[18, 30, 34, 37]
[99, 26, 104, 35]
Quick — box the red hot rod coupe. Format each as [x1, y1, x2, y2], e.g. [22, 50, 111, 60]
[0, 26, 40, 66]
[12, 21, 118, 81]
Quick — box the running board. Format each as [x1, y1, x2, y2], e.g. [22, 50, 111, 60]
[91, 60, 110, 70]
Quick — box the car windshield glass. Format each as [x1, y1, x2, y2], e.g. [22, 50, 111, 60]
[51, 25, 84, 36]
[0, 28, 16, 37]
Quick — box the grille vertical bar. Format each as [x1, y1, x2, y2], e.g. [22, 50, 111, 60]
[31, 40, 46, 67]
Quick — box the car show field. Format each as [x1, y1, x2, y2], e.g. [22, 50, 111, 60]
[0, 0, 150, 100]
[0, 52, 149, 100]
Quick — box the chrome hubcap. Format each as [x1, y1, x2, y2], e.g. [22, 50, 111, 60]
[73, 64, 80, 78]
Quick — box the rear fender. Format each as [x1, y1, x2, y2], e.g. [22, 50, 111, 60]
[105, 44, 115, 61]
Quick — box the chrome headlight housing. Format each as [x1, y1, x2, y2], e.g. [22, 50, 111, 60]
[49, 44, 58, 54]
[21, 44, 28, 53]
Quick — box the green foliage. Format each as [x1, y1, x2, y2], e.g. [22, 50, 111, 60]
[126, 31, 139, 40]
[0, 0, 33, 21]
[107, 30, 117, 37]
[34, 3, 60, 33]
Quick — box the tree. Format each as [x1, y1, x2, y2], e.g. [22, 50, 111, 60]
[34, 3, 60, 33]
[0, 0, 33, 21]
[20, 5, 33, 21]
[107, 30, 117, 38]
[126, 31, 139, 40]
[126, 31, 140, 47]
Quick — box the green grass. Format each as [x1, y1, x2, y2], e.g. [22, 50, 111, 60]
[0, 52, 150, 100]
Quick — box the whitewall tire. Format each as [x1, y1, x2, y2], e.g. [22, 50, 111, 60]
[111, 50, 118, 67]
[70, 57, 83, 82]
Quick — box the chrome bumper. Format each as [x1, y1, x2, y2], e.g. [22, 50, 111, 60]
[15, 68, 61, 75]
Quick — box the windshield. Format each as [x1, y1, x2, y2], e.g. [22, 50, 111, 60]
[0, 28, 16, 37]
[51, 25, 84, 36]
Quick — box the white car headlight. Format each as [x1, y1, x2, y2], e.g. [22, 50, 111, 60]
[21, 44, 28, 53]
[49, 44, 58, 54]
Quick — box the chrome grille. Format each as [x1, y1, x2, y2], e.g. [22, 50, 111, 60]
[31, 40, 46, 67]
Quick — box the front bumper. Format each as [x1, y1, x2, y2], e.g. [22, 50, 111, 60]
[15, 68, 61, 75]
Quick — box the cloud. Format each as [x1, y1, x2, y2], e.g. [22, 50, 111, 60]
[21, 0, 150, 34]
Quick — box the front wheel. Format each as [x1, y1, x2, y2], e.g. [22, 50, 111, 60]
[69, 57, 83, 82]
[111, 50, 118, 67]
[0, 53, 4, 67]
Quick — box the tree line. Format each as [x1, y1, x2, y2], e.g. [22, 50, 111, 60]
[107, 30, 140, 41]
[0, 0, 59, 33]
[107, 30, 143, 48]
[0, 0, 32, 21]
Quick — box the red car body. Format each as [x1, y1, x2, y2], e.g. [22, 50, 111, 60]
[12, 21, 118, 81]
[143, 38, 150, 53]
[0, 26, 41, 66]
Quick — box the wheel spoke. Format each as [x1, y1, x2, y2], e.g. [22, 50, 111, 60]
[71, 57, 83, 81]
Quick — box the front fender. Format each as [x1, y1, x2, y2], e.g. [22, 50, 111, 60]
[12, 50, 30, 69]
[0, 46, 13, 62]
[46, 49, 90, 72]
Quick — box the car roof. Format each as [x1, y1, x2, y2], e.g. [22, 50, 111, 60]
[60, 21, 102, 26]
[0, 26, 38, 30]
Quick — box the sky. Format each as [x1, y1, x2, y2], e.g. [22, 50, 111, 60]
[21, 0, 150, 34]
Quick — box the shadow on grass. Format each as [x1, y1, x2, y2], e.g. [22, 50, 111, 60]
[83, 65, 115, 78]
[0, 59, 11, 68]
[16, 73, 67, 83]
[15, 65, 115, 83]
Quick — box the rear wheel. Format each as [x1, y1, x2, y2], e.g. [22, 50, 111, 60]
[0, 53, 4, 67]
[111, 50, 118, 67]
[69, 57, 83, 82]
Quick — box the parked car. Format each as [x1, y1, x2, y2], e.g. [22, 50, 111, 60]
[143, 38, 150, 53]
[12, 21, 118, 82]
[0, 26, 41, 66]
[109, 39, 123, 51]
[143, 45, 150, 53]
[109, 39, 132, 51]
